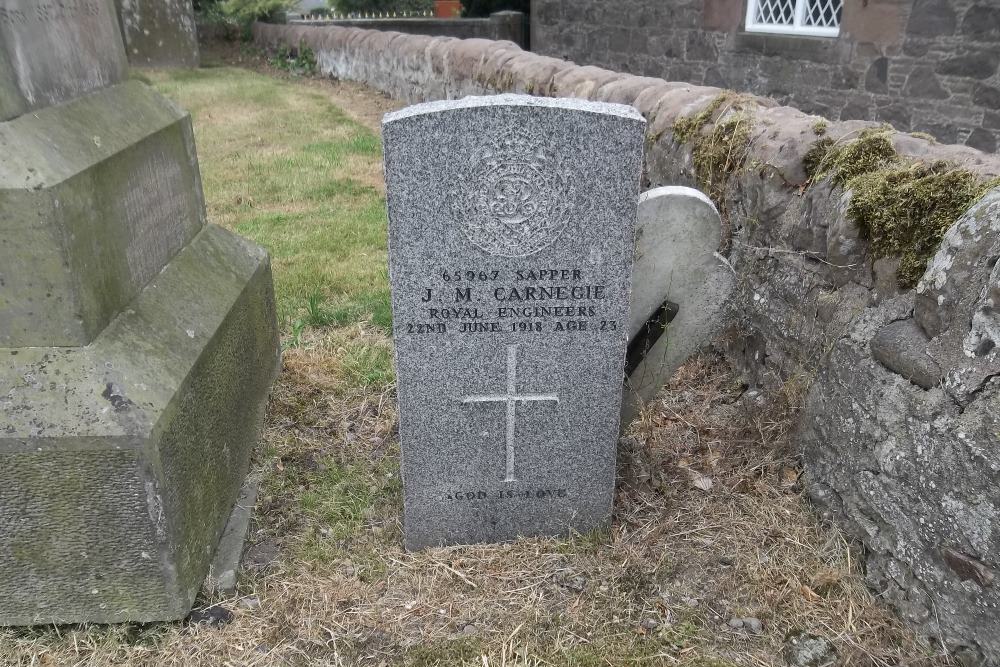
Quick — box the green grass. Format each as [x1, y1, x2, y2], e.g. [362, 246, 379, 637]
[341, 343, 395, 389]
[145, 66, 390, 332]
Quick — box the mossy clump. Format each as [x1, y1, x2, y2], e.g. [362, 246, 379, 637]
[827, 128, 898, 185]
[910, 131, 937, 143]
[849, 164, 1000, 286]
[812, 119, 828, 136]
[672, 93, 754, 207]
[806, 128, 1000, 287]
[804, 128, 898, 185]
[691, 112, 753, 204]
[672, 93, 731, 145]
[803, 136, 835, 181]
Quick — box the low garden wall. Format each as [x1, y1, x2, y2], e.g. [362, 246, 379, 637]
[253, 21, 1000, 663]
[289, 11, 527, 49]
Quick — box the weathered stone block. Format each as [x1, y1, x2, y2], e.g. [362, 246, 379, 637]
[114, 0, 200, 68]
[972, 83, 1000, 108]
[0, 0, 127, 122]
[870, 318, 941, 389]
[864, 57, 889, 94]
[966, 128, 998, 154]
[801, 297, 1000, 662]
[935, 49, 1000, 80]
[905, 0, 956, 36]
[901, 66, 949, 100]
[0, 82, 205, 348]
[0, 225, 280, 625]
[959, 4, 1000, 41]
[916, 188, 1000, 338]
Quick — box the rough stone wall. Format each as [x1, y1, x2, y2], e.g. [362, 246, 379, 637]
[531, 0, 1000, 153]
[292, 12, 527, 48]
[252, 22, 1000, 662]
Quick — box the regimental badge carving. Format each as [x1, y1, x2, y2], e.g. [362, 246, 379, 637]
[448, 129, 577, 257]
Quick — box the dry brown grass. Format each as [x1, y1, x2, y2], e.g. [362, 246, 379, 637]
[0, 346, 951, 667]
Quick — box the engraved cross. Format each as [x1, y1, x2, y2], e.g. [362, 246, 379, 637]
[462, 344, 559, 482]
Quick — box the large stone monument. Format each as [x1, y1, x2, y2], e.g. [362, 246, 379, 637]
[382, 95, 645, 549]
[0, 0, 279, 624]
[114, 0, 200, 68]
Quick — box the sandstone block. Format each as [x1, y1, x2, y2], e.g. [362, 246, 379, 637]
[0, 82, 205, 348]
[114, 0, 200, 68]
[0, 0, 127, 122]
[0, 225, 280, 624]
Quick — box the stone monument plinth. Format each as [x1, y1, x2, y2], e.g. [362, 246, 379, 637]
[0, 0, 279, 625]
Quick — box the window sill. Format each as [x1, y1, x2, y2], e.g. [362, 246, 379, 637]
[744, 24, 840, 38]
[732, 30, 846, 63]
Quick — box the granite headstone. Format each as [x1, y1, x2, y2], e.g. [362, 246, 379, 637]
[383, 95, 645, 549]
[622, 186, 734, 424]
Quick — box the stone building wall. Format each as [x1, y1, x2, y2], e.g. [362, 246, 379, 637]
[531, 0, 1000, 153]
[253, 22, 1000, 663]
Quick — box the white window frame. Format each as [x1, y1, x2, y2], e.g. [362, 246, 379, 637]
[744, 0, 841, 38]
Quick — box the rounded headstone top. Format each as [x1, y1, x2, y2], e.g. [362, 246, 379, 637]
[382, 94, 645, 125]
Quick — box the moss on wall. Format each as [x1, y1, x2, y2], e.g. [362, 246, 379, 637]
[672, 94, 754, 207]
[850, 165, 1000, 286]
[672, 93, 731, 145]
[805, 129, 1000, 287]
[690, 112, 752, 205]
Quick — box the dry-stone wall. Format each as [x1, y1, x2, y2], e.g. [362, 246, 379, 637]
[253, 22, 1000, 662]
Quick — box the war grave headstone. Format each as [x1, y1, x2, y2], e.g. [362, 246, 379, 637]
[622, 187, 734, 425]
[383, 95, 645, 549]
[114, 0, 200, 68]
[0, 0, 279, 624]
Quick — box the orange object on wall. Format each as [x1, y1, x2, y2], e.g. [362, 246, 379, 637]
[434, 0, 462, 18]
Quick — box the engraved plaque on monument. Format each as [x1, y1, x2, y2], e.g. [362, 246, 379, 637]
[382, 95, 645, 549]
[0, 0, 128, 121]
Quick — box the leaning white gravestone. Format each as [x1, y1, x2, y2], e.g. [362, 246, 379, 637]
[383, 95, 645, 549]
[0, 0, 280, 624]
[622, 187, 734, 424]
